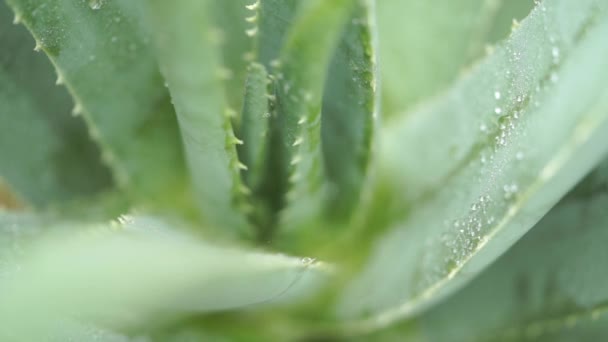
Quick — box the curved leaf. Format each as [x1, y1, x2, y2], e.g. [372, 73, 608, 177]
[0, 2, 111, 207]
[210, 0, 254, 119]
[274, 0, 360, 244]
[146, 0, 252, 238]
[254, 0, 299, 69]
[240, 1, 378, 246]
[0, 214, 331, 341]
[378, 161, 608, 341]
[240, 62, 271, 191]
[338, 0, 608, 330]
[320, 0, 378, 220]
[5, 0, 188, 208]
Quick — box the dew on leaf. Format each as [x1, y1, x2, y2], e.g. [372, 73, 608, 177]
[301, 257, 316, 265]
[550, 72, 559, 83]
[551, 46, 560, 60]
[503, 183, 519, 199]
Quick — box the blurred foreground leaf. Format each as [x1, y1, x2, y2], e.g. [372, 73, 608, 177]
[0, 214, 330, 341]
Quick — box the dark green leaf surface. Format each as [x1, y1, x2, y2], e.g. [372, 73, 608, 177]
[240, 62, 271, 191]
[338, 0, 608, 329]
[210, 0, 254, 120]
[273, 0, 357, 243]
[5, 0, 188, 208]
[0, 2, 111, 207]
[254, 0, 299, 69]
[321, 0, 377, 219]
[242, 0, 377, 244]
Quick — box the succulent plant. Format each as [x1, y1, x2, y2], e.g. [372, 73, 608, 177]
[1, 0, 608, 340]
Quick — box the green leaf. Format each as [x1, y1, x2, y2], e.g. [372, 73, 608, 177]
[381, 160, 608, 341]
[0, 2, 111, 207]
[230, 0, 300, 242]
[45, 322, 142, 342]
[273, 0, 357, 243]
[146, 0, 252, 239]
[321, 0, 378, 219]
[254, 0, 299, 69]
[210, 0, 254, 120]
[5, 0, 189, 208]
[484, 0, 535, 44]
[240, 62, 271, 191]
[0, 214, 331, 341]
[241, 0, 378, 247]
[377, 0, 508, 116]
[337, 0, 608, 330]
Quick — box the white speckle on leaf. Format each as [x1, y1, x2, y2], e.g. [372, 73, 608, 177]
[552, 46, 560, 61]
[245, 27, 258, 37]
[88, 0, 104, 10]
[245, 0, 260, 11]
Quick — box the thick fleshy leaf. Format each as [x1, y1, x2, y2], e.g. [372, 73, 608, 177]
[320, 0, 378, 220]
[0, 2, 111, 207]
[5, 0, 188, 207]
[338, 0, 608, 330]
[274, 0, 359, 242]
[371, 161, 608, 341]
[146, 0, 252, 238]
[242, 0, 377, 246]
[240, 62, 271, 191]
[0, 214, 330, 341]
[254, 0, 299, 69]
[232, 0, 300, 242]
[210, 0, 254, 120]
[377, 0, 509, 116]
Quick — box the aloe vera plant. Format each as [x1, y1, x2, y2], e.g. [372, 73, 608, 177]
[1, 0, 608, 340]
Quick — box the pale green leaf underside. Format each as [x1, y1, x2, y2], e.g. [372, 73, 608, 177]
[0, 1, 111, 207]
[146, 0, 251, 238]
[5, 0, 188, 207]
[0, 214, 330, 341]
[338, 0, 608, 330]
[399, 160, 608, 341]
